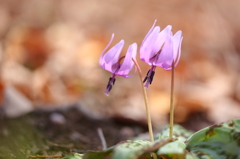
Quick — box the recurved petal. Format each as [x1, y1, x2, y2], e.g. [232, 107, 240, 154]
[101, 39, 125, 73]
[165, 34, 183, 70]
[173, 36, 183, 68]
[117, 43, 137, 77]
[172, 31, 182, 61]
[152, 25, 172, 54]
[142, 20, 157, 44]
[140, 26, 160, 63]
[154, 31, 174, 69]
[99, 33, 114, 66]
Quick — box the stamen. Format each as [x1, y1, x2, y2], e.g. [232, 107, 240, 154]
[112, 78, 116, 85]
[104, 76, 116, 95]
[143, 70, 150, 83]
[149, 71, 155, 84]
[143, 66, 156, 88]
[143, 76, 148, 83]
[106, 83, 112, 92]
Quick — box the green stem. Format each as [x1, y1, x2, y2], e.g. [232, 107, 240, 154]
[132, 59, 157, 159]
[169, 62, 175, 138]
[132, 59, 154, 142]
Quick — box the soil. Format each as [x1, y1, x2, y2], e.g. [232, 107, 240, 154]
[0, 106, 148, 159]
[0, 103, 213, 159]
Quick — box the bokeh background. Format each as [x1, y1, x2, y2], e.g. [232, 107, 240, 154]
[1, 0, 240, 131]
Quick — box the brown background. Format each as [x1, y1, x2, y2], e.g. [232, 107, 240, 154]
[0, 0, 240, 130]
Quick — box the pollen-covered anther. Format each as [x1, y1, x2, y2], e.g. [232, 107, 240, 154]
[105, 77, 116, 94]
[110, 77, 116, 85]
[143, 69, 155, 85]
[149, 71, 155, 84]
[106, 83, 112, 92]
[143, 70, 150, 83]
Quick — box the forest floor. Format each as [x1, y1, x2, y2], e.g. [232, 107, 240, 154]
[0, 106, 149, 159]
[0, 105, 213, 159]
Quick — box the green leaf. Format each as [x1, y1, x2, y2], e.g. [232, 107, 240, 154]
[62, 121, 240, 159]
[62, 153, 84, 159]
[111, 140, 152, 159]
[157, 140, 186, 154]
[83, 146, 114, 159]
[152, 124, 193, 158]
[66, 139, 173, 159]
[156, 124, 193, 142]
[186, 119, 240, 159]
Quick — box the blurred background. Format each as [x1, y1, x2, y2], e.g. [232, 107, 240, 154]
[0, 0, 240, 131]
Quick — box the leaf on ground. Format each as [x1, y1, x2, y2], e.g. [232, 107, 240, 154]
[62, 121, 240, 159]
[111, 140, 152, 159]
[154, 125, 193, 158]
[82, 146, 114, 159]
[186, 119, 240, 159]
[157, 140, 186, 156]
[62, 153, 84, 159]
[156, 124, 194, 142]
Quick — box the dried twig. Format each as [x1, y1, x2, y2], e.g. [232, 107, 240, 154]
[97, 128, 107, 150]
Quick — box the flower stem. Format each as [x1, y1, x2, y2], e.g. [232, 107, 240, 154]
[132, 59, 154, 142]
[169, 62, 175, 138]
[132, 59, 157, 159]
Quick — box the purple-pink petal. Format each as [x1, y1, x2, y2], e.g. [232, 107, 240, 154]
[172, 31, 182, 61]
[99, 33, 114, 67]
[164, 31, 183, 70]
[140, 20, 183, 72]
[154, 31, 174, 69]
[152, 25, 172, 54]
[105, 40, 124, 72]
[140, 26, 160, 64]
[100, 36, 125, 73]
[142, 20, 157, 44]
[173, 36, 183, 68]
[116, 43, 137, 77]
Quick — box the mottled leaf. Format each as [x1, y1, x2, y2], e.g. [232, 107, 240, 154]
[111, 140, 152, 159]
[153, 124, 193, 158]
[156, 124, 193, 142]
[83, 146, 114, 159]
[157, 140, 186, 155]
[62, 120, 240, 159]
[186, 119, 240, 159]
[62, 153, 84, 159]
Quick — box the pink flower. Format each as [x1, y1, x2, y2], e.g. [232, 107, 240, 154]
[100, 34, 137, 95]
[140, 20, 183, 88]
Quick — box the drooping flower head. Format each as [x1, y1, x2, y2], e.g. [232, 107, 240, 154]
[140, 20, 183, 88]
[100, 33, 137, 95]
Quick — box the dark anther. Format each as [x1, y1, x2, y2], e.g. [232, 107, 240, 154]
[106, 83, 112, 92]
[143, 76, 148, 83]
[149, 71, 155, 84]
[112, 78, 116, 85]
[109, 77, 116, 85]
[143, 70, 150, 83]
[143, 70, 155, 85]
[108, 77, 112, 83]
[105, 76, 116, 94]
